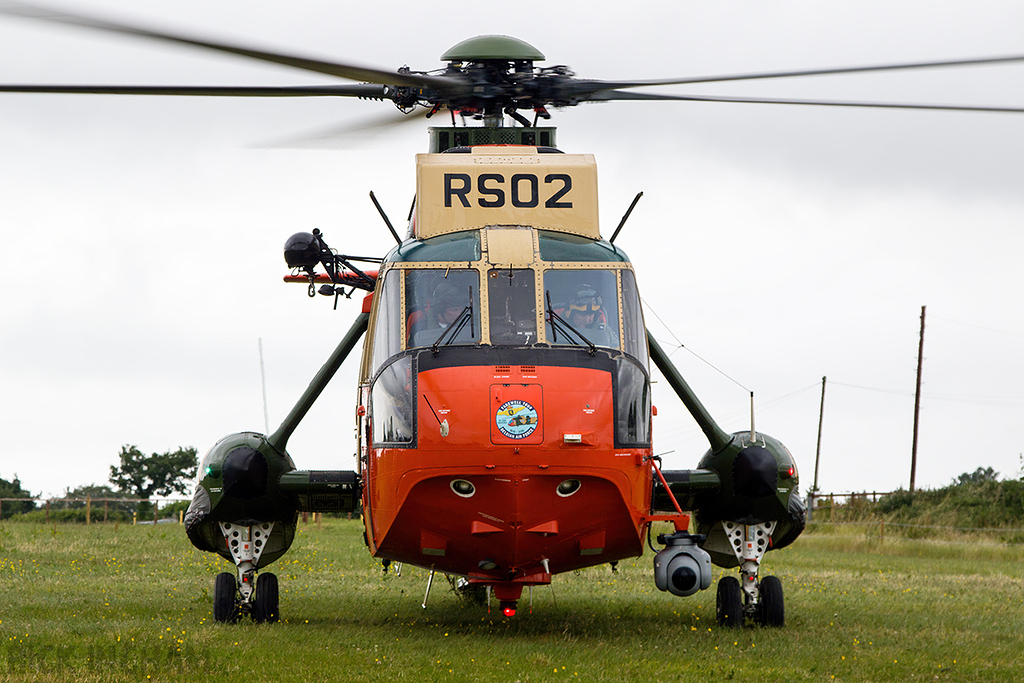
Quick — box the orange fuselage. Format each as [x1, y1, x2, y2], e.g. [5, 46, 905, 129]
[361, 355, 651, 584]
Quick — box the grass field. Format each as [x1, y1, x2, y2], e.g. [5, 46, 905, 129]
[2, 519, 1023, 682]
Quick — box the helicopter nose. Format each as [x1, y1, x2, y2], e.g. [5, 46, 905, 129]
[732, 446, 777, 499]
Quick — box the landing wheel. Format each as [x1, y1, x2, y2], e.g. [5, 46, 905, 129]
[757, 575, 784, 627]
[253, 572, 280, 624]
[716, 576, 743, 628]
[213, 572, 239, 623]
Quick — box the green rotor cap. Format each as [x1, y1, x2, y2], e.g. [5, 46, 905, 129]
[442, 35, 545, 62]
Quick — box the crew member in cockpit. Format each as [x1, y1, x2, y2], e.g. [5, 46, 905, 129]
[565, 285, 611, 346]
[407, 282, 473, 345]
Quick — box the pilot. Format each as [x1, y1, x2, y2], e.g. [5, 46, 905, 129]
[408, 282, 473, 344]
[565, 285, 611, 346]
[567, 286, 605, 330]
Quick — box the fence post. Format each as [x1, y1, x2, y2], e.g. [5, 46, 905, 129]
[46, 499, 50, 523]
[86, 495, 91, 525]
[829, 494, 834, 522]
[104, 500, 108, 522]
[153, 500, 159, 523]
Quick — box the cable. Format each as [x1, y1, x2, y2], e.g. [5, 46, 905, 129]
[643, 298, 751, 393]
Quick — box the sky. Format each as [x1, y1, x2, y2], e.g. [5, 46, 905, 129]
[1, 0, 1022, 500]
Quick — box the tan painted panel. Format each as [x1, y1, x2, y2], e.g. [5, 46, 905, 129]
[485, 228, 535, 266]
[415, 148, 600, 240]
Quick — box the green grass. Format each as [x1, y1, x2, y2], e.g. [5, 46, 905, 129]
[2, 520, 1024, 682]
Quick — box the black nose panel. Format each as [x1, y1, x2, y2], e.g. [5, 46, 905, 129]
[223, 447, 269, 499]
[733, 446, 777, 499]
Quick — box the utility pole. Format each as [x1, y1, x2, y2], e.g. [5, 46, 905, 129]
[808, 376, 827, 522]
[910, 305, 926, 494]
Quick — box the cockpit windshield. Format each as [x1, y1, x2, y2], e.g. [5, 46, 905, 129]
[405, 269, 481, 348]
[543, 270, 620, 349]
[487, 268, 537, 345]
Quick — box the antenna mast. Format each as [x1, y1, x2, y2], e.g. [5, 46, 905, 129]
[259, 338, 270, 434]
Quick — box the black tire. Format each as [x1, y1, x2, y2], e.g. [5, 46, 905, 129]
[253, 572, 280, 624]
[758, 575, 785, 627]
[213, 572, 238, 623]
[716, 576, 743, 628]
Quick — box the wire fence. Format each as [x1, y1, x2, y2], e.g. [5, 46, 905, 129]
[807, 519, 1024, 546]
[0, 497, 190, 524]
[6, 492, 1023, 544]
[0, 497, 345, 526]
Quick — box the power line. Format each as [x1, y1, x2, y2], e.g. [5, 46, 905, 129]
[643, 298, 751, 393]
[830, 381, 1024, 406]
[655, 382, 821, 444]
[830, 381, 914, 397]
[930, 314, 1024, 339]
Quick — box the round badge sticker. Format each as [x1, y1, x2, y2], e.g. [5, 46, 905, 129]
[495, 400, 539, 440]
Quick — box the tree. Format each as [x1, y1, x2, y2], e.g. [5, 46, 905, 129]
[109, 445, 198, 500]
[0, 475, 35, 519]
[955, 467, 1000, 486]
[63, 483, 134, 513]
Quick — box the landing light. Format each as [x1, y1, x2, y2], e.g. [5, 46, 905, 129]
[450, 479, 475, 497]
[556, 479, 581, 497]
[502, 606, 516, 617]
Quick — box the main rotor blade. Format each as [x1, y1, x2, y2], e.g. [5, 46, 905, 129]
[0, 83, 389, 97]
[569, 54, 1024, 95]
[258, 108, 432, 149]
[594, 89, 1024, 114]
[0, 1, 460, 92]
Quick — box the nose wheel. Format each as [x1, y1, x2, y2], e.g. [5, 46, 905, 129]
[253, 572, 280, 623]
[755, 575, 784, 627]
[213, 572, 240, 623]
[715, 521, 785, 627]
[211, 521, 281, 623]
[715, 576, 743, 628]
[211, 569, 280, 623]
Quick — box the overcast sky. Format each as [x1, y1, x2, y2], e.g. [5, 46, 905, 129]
[1, 0, 1022, 499]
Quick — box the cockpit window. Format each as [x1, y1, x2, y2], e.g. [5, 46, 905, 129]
[487, 269, 537, 345]
[405, 269, 481, 348]
[543, 270, 620, 349]
[370, 269, 402, 375]
[620, 269, 648, 366]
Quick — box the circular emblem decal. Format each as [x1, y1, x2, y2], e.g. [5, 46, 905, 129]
[495, 400, 539, 440]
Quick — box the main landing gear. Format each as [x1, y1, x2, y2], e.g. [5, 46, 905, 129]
[212, 522, 280, 623]
[715, 520, 785, 628]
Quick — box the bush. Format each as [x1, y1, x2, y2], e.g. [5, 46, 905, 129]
[877, 488, 914, 514]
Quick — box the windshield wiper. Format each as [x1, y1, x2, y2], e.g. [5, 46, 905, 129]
[431, 301, 474, 354]
[545, 291, 596, 355]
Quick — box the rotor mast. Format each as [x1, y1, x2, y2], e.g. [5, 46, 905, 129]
[429, 35, 558, 152]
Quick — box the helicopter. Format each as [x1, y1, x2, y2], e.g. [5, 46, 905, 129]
[3, 2, 1023, 628]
